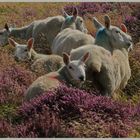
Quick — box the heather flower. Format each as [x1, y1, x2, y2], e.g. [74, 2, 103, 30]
[15, 85, 139, 137]
[124, 6, 140, 43]
[0, 66, 36, 104]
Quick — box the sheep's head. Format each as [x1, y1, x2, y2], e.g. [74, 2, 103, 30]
[0, 23, 13, 47]
[8, 37, 34, 61]
[63, 52, 90, 82]
[75, 16, 88, 33]
[93, 15, 133, 52]
[61, 7, 88, 33]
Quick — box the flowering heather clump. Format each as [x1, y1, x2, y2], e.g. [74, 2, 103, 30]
[64, 3, 113, 16]
[0, 66, 36, 104]
[0, 119, 15, 137]
[0, 48, 16, 70]
[15, 107, 60, 138]
[0, 85, 136, 137]
[124, 5, 140, 43]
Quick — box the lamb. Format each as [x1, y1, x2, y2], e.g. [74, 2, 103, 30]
[24, 52, 90, 101]
[92, 15, 133, 53]
[0, 7, 87, 47]
[8, 38, 64, 75]
[51, 8, 94, 56]
[70, 43, 131, 96]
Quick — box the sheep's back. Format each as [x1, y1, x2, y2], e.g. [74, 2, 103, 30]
[32, 16, 65, 46]
[25, 73, 60, 101]
[31, 55, 64, 75]
[51, 29, 95, 56]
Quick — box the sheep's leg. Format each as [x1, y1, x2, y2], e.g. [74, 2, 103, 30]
[94, 67, 115, 97]
[100, 88, 113, 97]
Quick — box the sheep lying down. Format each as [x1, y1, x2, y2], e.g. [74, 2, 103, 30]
[8, 38, 64, 75]
[31, 56, 64, 75]
[70, 44, 131, 96]
[25, 52, 90, 101]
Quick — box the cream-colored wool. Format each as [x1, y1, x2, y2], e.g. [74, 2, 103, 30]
[51, 28, 94, 56]
[70, 44, 131, 96]
[25, 52, 89, 101]
[9, 38, 64, 75]
[0, 8, 87, 47]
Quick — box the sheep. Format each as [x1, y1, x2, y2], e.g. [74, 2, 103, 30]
[51, 8, 94, 56]
[51, 29, 95, 56]
[70, 43, 132, 96]
[24, 52, 90, 101]
[92, 15, 133, 53]
[0, 8, 87, 47]
[70, 15, 133, 96]
[8, 38, 64, 75]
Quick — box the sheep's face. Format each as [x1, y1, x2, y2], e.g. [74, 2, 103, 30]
[8, 38, 34, 61]
[107, 26, 133, 51]
[93, 15, 133, 51]
[61, 15, 77, 30]
[67, 61, 86, 81]
[14, 45, 30, 61]
[0, 29, 10, 47]
[61, 7, 87, 33]
[0, 23, 14, 47]
[76, 17, 88, 33]
[63, 52, 89, 82]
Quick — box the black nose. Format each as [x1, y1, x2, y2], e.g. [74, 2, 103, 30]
[127, 42, 131, 46]
[79, 76, 84, 81]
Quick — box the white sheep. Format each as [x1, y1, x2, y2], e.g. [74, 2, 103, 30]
[92, 15, 133, 53]
[70, 17, 133, 96]
[75, 15, 133, 96]
[70, 43, 131, 96]
[24, 52, 90, 101]
[8, 38, 64, 75]
[0, 8, 87, 47]
[51, 8, 94, 56]
[51, 29, 95, 56]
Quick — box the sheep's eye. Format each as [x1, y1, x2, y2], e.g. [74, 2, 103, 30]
[116, 30, 120, 34]
[80, 20, 83, 23]
[69, 66, 72, 69]
[24, 49, 28, 52]
[69, 66, 73, 70]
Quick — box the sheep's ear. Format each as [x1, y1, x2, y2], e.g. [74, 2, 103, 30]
[104, 15, 111, 29]
[27, 38, 34, 50]
[5, 23, 10, 32]
[63, 52, 70, 65]
[72, 7, 78, 19]
[120, 23, 127, 33]
[8, 38, 17, 47]
[62, 9, 69, 18]
[93, 17, 104, 30]
[81, 52, 90, 63]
